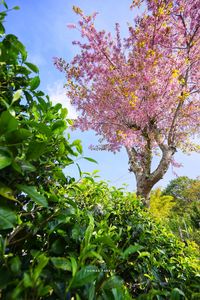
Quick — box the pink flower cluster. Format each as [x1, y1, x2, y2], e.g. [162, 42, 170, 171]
[54, 0, 200, 160]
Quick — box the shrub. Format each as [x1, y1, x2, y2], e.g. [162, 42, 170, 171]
[149, 188, 175, 220]
[162, 177, 200, 245]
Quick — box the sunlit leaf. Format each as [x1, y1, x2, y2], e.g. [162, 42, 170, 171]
[0, 111, 18, 135]
[0, 148, 12, 169]
[0, 183, 15, 200]
[71, 265, 98, 288]
[122, 244, 143, 259]
[83, 157, 98, 164]
[17, 184, 48, 207]
[25, 62, 39, 73]
[30, 76, 40, 90]
[12, 89, 22, 103]
[51, 257, 71, 271]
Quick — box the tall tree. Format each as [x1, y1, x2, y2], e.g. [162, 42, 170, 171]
[54, 0, 200, 205]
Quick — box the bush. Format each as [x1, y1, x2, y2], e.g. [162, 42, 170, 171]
[0, 3, 200, 300]
[162, 177, 200, 245]
[149, 188, 175, 220]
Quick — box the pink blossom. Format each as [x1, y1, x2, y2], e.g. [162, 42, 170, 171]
[55, 1, 200, 197]
[67, 23, 76, 29]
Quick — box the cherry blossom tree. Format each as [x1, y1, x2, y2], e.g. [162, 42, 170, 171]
[54, 0, 200, 206]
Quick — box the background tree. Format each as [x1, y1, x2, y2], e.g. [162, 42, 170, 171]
[163, 176, 200, 203]
[162, 176, 200, 244]
[54, 0, 200, 205]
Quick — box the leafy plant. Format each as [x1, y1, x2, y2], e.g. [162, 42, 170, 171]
[150, 188, 175, 220]
[162, 177, 200, 245]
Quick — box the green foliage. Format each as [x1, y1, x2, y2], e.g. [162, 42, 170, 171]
[150, 188, 175, 219]
[162, 177, 200, 245]
[163, 176, 200, 204]
[0, 3, 200, 300]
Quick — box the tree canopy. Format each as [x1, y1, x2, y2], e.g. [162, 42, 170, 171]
[55, 0, 200, 204]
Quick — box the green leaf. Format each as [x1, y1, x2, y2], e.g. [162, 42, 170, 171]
[67, 118, 74, 125]
[9, 36, 27, 61]
[13, 6, 20, 10]
[0, 111, 18, 135]
[17, 184, 48, 207]
[84, 214, 94, 247]
[96, 236, 116, 248]
[0, 235, 6, 256]
[0, 267, 10, 289]
[0, 22, 5, 34]
[20, 161, 36, 172]
[11, 161, 22, 174]
[51, 120, 66, 133]
[60, 107, 68, 119]
[70, 257, 77, 277]
[36, 91, 45, 97]
[71, 265, 98, 288]
[0, 207, 18, 229]
[23, 273, 33, 288]
[53, 103, 62, 111]
[0, 182, 15, 200]
[80, 250, 103, 262]
[33, 254, 49, 281]
[58, 141, 65, 155]
[170, 288, 185, 300]
[27, 121, 51, 136]
[23, 90, 33, 103]
[102, 276, 123, 290]
[38, 285, 52, 297]
[2, 1, 8, 9]
[51, 257, 71, 271]
[122, 244, 144, 259]
[26, 141, 47, 160]
[30, 76, 40, 90]
[0, 148, 12, 169]
[50, 239, 65, 255]
[138, 251, 150, 258]
[83, 157, 98, 164]
[25, 62, 39, 73]
[72, 139, 83, 154]
[76, 163, 82, 178]
[75, 294, 81, 300]
[37, 97, 48, 112]
[10, 256, 21, 273]
[5, 128, 31, 144]
[16, 65, 31, 76]
[88, 283, 95, 300]
[12, 89, 22, 103]
[17, 41, 27, 61]
[65, 144, 78, 156]
[72, 224, 81, 241]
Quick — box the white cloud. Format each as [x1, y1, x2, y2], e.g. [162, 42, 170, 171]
[47, 81, 78, 119]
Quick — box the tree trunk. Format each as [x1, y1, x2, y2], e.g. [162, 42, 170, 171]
[136, 178, 153, 207]
[127, 145, 176, 207]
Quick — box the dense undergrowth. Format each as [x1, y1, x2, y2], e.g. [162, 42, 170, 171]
[0, 2, 200, 299]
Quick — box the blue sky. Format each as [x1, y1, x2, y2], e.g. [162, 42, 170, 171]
[4, 0, 200, 191]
